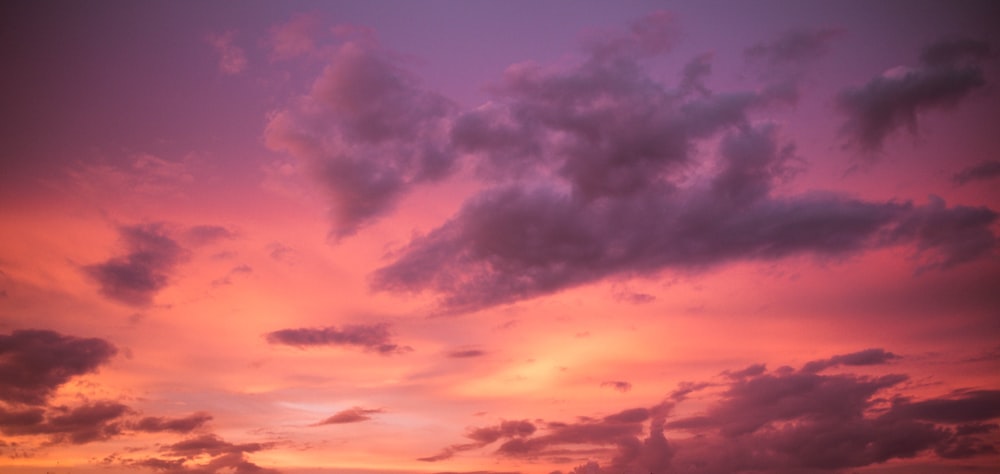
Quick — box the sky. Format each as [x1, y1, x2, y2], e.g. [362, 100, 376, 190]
[1, 1, 999, 473]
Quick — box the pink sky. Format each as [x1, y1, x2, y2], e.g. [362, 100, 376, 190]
[1, 1, 999, 473]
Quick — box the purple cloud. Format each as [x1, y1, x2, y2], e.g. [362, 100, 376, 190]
[447, 349, 486, 359]
[133, 412, 213, 433]
[600, 381, 632, 393]
[0, 329, 117, 406]
[121, 433, 280, 474]
[265, 32, 456, 239]
[837, 37, 991, 152]
[84, 223, 188, 307]
[953, 160, 1000, 185]
[265, 323, 411, 355]
[0, 401, 129, 445]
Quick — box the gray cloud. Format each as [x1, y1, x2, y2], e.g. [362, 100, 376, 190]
[133, 412, 212, 433]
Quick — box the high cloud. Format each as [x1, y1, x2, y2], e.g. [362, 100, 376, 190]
[424, 350, 1000, 473]
[84, 223, 188, 307]
[265, 323, 411, 354]
[0, 329, 117, 406]
[837, 37, 991, 152]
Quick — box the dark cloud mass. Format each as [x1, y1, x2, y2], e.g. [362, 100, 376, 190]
[121, 433, 280, 474]
[837, 37, 991, 152]
[84, 223, 187, 306]
[265, 323, 411, 354]
[369, 26, 998, 314]
[134, 412, 213, 433]
[427, 350, 1000, 473]
[0, 329, 117, 405]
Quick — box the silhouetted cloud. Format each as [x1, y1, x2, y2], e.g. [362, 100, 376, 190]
[428, 350, 1000, 473]
[313, 407, 383, 425]
[0, 329, 117, 405]
[122, 433, 279, 474]
[953, 160, 1000, 185]
[134, 412, 212, 433]
[837, 37, 991, 152]
[84, 223, 187, 306]
[419, 420, 536, 462]
[265, 323, 411, 354]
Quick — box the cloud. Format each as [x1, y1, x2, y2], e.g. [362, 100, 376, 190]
[207, 31, 247, 74]
[953, 160, 1000, 185]
[313, 407, 383, 425]
[600, 381, 632, 393]
[447, 349, 486, 358]
[133, 412, 212, 433]
[265, 32, 456, 239]
[122, 433, 279, 474]
[433, 351, 1000, 473]
[268, 13, 325, 60]
[0, 329, 117, 406]
[837, 37, 991, 152]
[265, 323, 411, 355]
[184, 225, 236, 246]
[84, 223, 188, 307]
[419, 420, 536, 462]
[800, 348, 898, 373]
[0, 401, 129, 445]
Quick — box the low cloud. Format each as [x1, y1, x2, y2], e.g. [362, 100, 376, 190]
[265, 323, 411, 355]
[600, 381, 632, 393]
[122, 433, 280, 474]
[429, 350, 1000, 473]
[84, 223, 188, 307]
[133, 412, 212, 433]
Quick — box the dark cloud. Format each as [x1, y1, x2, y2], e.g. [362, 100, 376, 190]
[313, 407, 382, 425]
[265, 323, 411, 355]
[0, 401, 129, 445]
[84, 223, 187, 306]
[133, 412, 212, 433]
[265, 34, 456, 239]
[837, 37, 990, 152]
[600, 381, 632, 393]
[953, 160, 1000, 185]
[447, 349, 486, 358]
[0, 329, 117, 405]
[426, 351, 1000, 473]
[800, 348, 898, 373]
[886, 195, 998, 271]
[122, 433, 279, 474]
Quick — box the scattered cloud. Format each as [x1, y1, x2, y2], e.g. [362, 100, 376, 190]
[133, 412, 213, 433]
[265, 323, 411, 354]
[313, 407, 383, 425]
[447, 349, 486, 358]
[953, 160, 1000, 185]
[122, 433, 279, 474]
[746, 28, 843, 67]
[837, 37, 991, 152]
[84, 223, 188, 307]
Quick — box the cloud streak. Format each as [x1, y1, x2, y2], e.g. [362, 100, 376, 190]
[265, 323, 411, 354]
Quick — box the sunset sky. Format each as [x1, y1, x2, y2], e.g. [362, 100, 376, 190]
[2, 1, 1000, 473]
